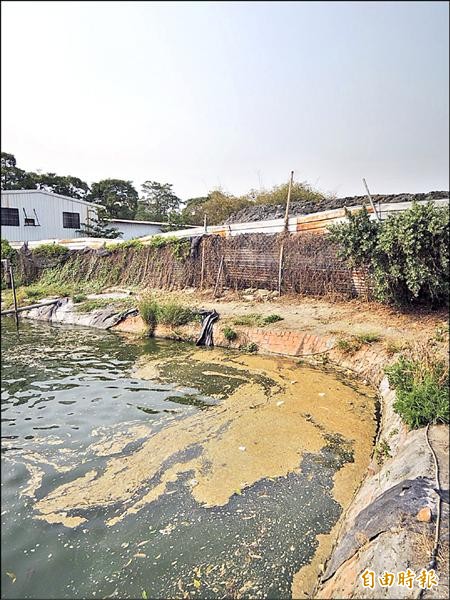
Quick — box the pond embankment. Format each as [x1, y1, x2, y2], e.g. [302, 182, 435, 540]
[15, 296, 450, 599]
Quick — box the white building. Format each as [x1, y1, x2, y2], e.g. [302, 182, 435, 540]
[108, 219, 166, 239]
[1, 190, 166, 243]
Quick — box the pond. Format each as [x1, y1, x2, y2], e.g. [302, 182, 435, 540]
[1, 318, 376, 599]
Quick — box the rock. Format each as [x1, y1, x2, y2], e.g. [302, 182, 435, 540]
[416, 506, 432, 522]
[242, 295, 255, 301]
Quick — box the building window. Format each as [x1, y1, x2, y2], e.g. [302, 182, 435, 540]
[25, 217, 36, 226]
[63, 212, 80, 229]
[1, 207, 20, 226]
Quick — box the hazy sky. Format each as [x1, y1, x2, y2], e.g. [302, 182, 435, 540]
[2, 1, 449, 200]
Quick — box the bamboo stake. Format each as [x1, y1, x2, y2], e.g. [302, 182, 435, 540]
[200, 238, 206, 289]
[284, 170, 294, 232]
[1, 299, 59, 317]
[213, 257, 224, 297]
[278, 243, 284, 296]
[9, 264, 19, 328]
[362, 178, 381, 221]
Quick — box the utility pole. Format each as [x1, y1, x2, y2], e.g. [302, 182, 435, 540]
[284, 170, 294, 232]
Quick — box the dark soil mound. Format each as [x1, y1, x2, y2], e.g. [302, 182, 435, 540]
[225, 191, 449, 224]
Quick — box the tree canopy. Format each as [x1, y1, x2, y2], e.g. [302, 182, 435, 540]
[135, 181, 182, 222]
[2, 151, 334, 227]
[88, 179, 139, 219]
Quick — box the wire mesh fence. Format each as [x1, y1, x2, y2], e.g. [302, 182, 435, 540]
[3, 233, 373, 300]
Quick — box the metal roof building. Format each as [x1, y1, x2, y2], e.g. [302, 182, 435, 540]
[0, 190, 166, 243]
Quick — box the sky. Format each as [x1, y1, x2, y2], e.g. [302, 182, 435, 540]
[1, 1, 449, 200]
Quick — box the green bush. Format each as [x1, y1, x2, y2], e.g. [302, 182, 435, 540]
[32, 243, 69, 259]
[138, 296, 196, 334]
[263, 314, 283, 324]
[355, 332, 381, 344]
[106, 239, 144, 251]
[223, 326, 238, 341]
[72, 293, 88, 303]
[386, 356, 449, 429]
[138, 296, 159, 334]
[329, 202, 449, 305]
[157, 302, 196, 326]
[239, 342, 258, 353]
[1, 239, 15, 260]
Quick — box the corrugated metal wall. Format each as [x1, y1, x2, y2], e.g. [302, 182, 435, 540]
[111, 221, 164, 240]
[1, 190, 97, 243]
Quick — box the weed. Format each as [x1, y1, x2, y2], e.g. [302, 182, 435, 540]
[222, 326, 238, 342]
[106, 239, 144, 251]
[385, 341, 404, 356]
[157, 302, 196, 326]
[75, 297, 135, 313]
[336, 338, 362, 354]
[355, 332, 382, 344]
[138, 295, 196, 334]
[72, 294, 88, 304]
[138, 296, 159, 334]
[239, 342, 258, 353]
[374, 439, 392, 465]
[263, 314, 283, 324]
[232, 313, 283, 327]
[386, 353, 449, 429]
[32, 243, 69, 259]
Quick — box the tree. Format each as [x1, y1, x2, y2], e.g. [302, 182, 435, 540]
[183, 189, 251, 226]
[76, 207, 121, 239]
[35, 173, 90, 200]
[181, 196, 209, 225]
[88, 179, 138, 219]
[136, 181, 182, 222]
[1, 152, 37, 190]
[250, 181, 326, 206]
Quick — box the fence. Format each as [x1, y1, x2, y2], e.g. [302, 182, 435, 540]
[6, 232, 372, 300]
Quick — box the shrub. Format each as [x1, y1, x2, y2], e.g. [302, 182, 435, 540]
[336, 338, 362, 354]
[386, 355, 449, 429]
[223, 326, 238, 342]
[157, 302, 196, 326]
[355, 332, 381, 344]
[239, 342, 258, 353]
[72, 293, 88, 303]
[138, 296, 196, 334]
[32, 243, 69, 259]
[329, 203, 449, 305]
[1, 239, 15, 261]
[106, 239, 144, 251]
[263, 314, 283, 324]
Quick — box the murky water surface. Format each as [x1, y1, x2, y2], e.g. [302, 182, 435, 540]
[1, 318, 376, 599]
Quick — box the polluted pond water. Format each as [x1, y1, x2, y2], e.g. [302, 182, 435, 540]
[1, 318, 376, 599]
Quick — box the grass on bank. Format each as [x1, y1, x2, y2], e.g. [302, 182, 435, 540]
[231, 313, 283, 327]
[386, 350, 449, 429]
[138, 295, 197, 334]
